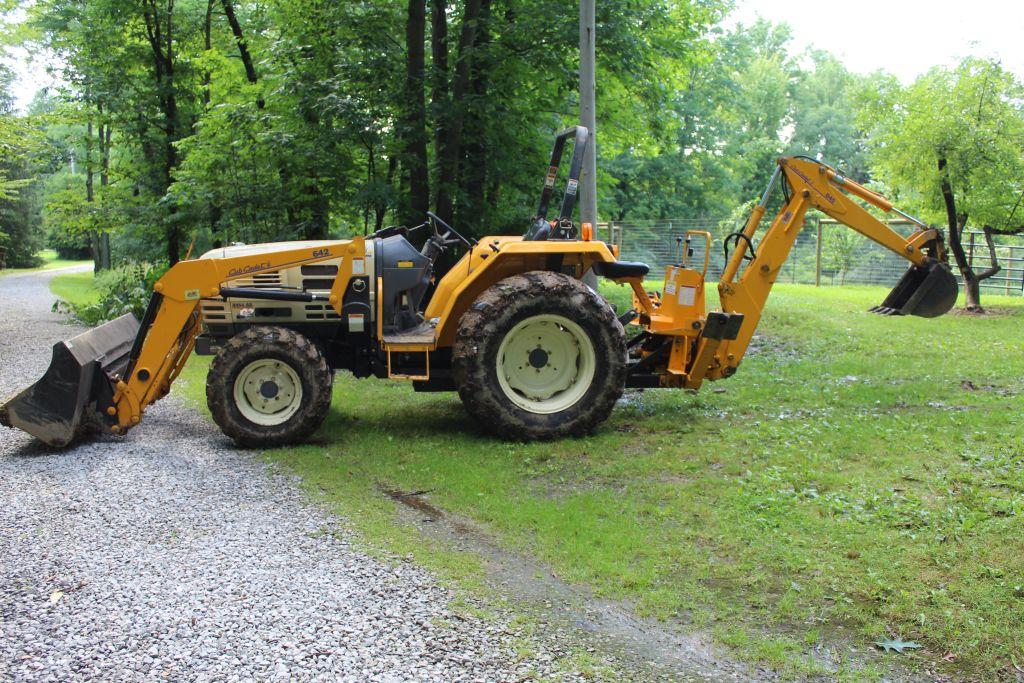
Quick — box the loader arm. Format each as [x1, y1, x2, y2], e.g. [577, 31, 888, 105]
[702, 156, 955, 383]
[0, 236, 368, 446]
[108, 237, 367, 436]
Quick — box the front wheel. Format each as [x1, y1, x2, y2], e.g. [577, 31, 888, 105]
[206, 326, 332, 447]
[452, 271, 626, 440]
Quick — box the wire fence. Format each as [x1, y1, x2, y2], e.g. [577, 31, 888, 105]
[600, 216, 1024, 296]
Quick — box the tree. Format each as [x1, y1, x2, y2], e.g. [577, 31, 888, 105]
[401, 0, 430, 225]
[820, 223, 858, 284]
[0, 65, 51, 267]
[788, 51, 867, 180]
[19, 0, 732, 268]
[859, 58, 1024, 312]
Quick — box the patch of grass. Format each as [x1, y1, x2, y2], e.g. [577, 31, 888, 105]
[169, 284, 1024, 679]
[2, 249, 91, 275]
[49, 270, 101, 307]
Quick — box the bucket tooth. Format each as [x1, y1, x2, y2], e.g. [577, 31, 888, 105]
[871, 260, 958, 318]
[0, 314, 139, 447]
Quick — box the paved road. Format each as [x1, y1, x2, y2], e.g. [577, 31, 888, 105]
[0, 268, 591, 681]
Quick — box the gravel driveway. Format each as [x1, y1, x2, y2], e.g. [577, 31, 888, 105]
[0, 268, 592, 681]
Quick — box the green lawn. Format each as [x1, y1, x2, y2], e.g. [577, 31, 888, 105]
[2, 249, 91, 276]
[49, 270, 101, 307]
[164, 284, 1024, 678]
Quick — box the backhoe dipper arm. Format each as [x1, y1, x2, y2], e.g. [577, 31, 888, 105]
[109, 237, 366, 435]
[708, 156, 951, 381]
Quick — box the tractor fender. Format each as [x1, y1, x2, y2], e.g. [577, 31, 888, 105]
[425, 237, 618, 347]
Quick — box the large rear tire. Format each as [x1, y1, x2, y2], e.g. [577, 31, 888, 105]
[206, 326, 332, 447]
[452, 271, 626, 440]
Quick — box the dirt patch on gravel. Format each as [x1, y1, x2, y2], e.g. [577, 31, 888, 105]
[384, 487, 756, 682]
[384, 488, 936, 683]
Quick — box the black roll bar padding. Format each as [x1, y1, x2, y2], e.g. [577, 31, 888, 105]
[536, 125, 590, 222]
[218, 287, 332, 303]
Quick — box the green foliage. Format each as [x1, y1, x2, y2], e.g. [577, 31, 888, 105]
[603, 19, 870, 223]
[874, 638, 921, 654]
[820, 224, 859, 284]
[788, 51, 869, 179]
[0, 66, 53, 267]
[858, 57, 1024, 230]
[56, 262, 165, 325]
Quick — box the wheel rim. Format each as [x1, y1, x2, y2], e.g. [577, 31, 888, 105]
[496, 314, 596, 414]
[233, 359, 303, 426]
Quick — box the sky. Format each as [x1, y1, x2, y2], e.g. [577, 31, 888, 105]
[728, 0, 1024, 83]
[4, 0, 1024, 112]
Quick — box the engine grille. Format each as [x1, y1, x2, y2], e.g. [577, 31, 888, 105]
[230, 271, 283, 288]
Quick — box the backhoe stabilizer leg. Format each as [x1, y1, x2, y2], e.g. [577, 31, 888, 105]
[683, 312, 744, 390]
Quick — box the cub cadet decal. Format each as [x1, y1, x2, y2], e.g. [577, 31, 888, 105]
[312, 248, 330, 258]
[788, 165, 836, 205]
[228, 262, 271, 277]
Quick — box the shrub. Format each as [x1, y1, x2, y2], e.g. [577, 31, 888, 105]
[56, 262, 166, 325]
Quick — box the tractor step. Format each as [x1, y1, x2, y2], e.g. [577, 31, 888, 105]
[382, 322, 435, 380]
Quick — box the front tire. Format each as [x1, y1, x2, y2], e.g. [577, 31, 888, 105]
[452, 271, 626, 440]
[206, 326, 332, 447]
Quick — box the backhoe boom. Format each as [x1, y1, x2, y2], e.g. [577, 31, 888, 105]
[618, 156, 957, 390]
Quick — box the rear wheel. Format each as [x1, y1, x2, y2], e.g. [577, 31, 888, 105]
[453, 271, 626, 440]
[206, 326, 332, 447]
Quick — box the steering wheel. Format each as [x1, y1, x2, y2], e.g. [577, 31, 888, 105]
[427, 211, 476, 250]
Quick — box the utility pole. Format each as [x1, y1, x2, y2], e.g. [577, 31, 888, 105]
[580, 0, 600, 288]
[579, 0, 597, 228]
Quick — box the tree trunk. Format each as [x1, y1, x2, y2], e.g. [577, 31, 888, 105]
[375, 155, 398, 233]
[98, 117, 112, 270]
[461, 0, 492, 233]
[434, 0, 484, 226]
[430, 0, 448, 156]
[938, 156, 992, 312]
[203, 0, 214, 106]
[142, 0, 182, 265]
[221, 0, 264, 108]
[85, 118, 100, 273]
[401, 0, 430, 225]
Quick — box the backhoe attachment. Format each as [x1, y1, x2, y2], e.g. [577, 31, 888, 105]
[803, 159, 958, 318]
[0, 314, 138, 447]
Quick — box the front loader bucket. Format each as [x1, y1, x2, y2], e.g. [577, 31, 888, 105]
[870, 260, 958, 318]
[0, 314, 139, 447]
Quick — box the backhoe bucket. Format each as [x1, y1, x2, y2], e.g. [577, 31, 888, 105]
[0, 314, 139, 447]
[870, 261, 958, 318]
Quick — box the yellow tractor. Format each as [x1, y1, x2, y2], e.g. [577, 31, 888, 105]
[1, 126, 958, 448]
